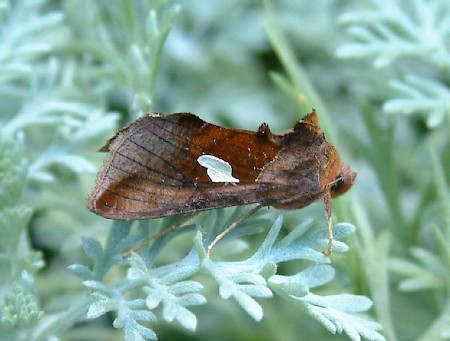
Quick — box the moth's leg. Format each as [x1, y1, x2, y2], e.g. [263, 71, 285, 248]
[206, 204, 263, 258]
[322, 189, 333, 256]
[123, 212, 198, 257]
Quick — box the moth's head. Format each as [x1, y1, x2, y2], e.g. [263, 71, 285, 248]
[330, 163, 357, 198]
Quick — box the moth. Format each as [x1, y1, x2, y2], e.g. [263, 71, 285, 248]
[87, 110, 357, 255]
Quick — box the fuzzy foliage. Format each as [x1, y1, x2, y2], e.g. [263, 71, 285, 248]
[1, 0, 448, 340]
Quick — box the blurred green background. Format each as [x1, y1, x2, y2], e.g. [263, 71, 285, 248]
[0, 0, 449, 340]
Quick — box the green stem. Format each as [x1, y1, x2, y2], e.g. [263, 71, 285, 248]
[264, 0, 335, 144]
[146, 5, 181, 110]
[428, 143, 450, 239]
[352, 198, 398, 341]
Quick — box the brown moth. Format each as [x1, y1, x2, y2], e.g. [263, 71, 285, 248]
[87, 110, 357, 255]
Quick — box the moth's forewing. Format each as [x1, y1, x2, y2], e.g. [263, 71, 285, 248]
[87, 111, 349, 220]
[87, 113, 280, 220]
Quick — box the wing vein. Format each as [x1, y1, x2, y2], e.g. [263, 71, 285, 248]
[122, 140, 188, 181]
[107, 164, 184, 185]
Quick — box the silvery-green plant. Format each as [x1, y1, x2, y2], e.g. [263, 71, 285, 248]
[2, 0, 448, 340]
[337, 1, 450, 341]
[337, 0, 450, 128]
